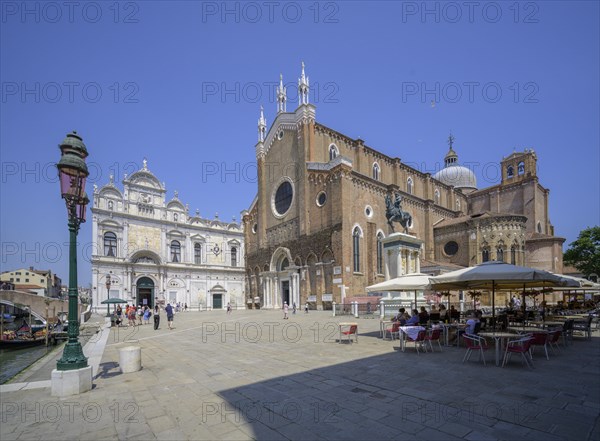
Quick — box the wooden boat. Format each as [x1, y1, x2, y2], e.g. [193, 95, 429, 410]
[0, 336, 47, 348]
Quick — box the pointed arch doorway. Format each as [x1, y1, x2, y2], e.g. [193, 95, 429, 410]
[136, 277, 155, 308]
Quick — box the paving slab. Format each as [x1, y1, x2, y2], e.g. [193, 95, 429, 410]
[1, 310, 599, 440]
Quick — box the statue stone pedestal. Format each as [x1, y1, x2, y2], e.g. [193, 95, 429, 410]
[382, 233, 424, 279]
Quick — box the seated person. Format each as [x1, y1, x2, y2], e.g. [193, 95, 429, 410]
[438, 304, 448, 322]
[453, 313, 480, 344]
[449, 306, 460, 321]
[406, 310, 420, 326]
[429, 305, 441, 322]
[392, 308, 408, 325]
[418, 307, 430, 325]
[465, 313, 480, 335]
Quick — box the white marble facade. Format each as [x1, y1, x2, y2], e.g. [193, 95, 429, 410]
[91, 160, 245, 311]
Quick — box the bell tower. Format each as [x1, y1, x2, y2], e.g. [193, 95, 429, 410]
[501, 149, 538, 183]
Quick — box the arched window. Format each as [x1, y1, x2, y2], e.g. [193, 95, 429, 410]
[104, 232, 117, 257]
[194, 243, 202, 264]
[279, 257, 289, 271]
[510, 245, 517, 265]
[372, 162, 380, 181]
[518, 161, 525, 175]
[170, 240, 181, 263]
[482, 248, 490, 262]
[507, 166, 514, 178]
[377, 232, 384, 274]
[497, 247, 504, 262]
[434, 189, 440, 205]
[174, 213, 178, 222]
[231, 247, 237, 267]
[353, 227, 361, 272]
[329, 144, 338, 161]
[407, 177, 413, 195]
[108, 200, 114, 210]
[537, 222, 543, 234]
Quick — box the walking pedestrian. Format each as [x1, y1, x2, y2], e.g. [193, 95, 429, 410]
[184, 303, 188, 312]
[128, 306, 136, 327]
[227, 302, 232, 314]
[153, 304, 160, 330]
[137, 305, 143, 325]
[292, 302, 296, 314]
[305, 303, 309, 314]
[283, 302, 289, 320]
[165, 303, 174, 330]
[143, 306, 151, 325]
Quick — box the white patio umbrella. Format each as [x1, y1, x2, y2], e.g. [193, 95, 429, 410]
[366, 273, 432, 309]
[429, 261, 575, 325]
[550, 274, 600, 304]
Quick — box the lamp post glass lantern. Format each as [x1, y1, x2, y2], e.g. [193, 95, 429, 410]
[56, 131, 89, 371]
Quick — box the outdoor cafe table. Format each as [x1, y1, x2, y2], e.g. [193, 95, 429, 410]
[507, 327, 549, 334]
[440, 322, 467, 346]
[529, 321, 565, 328]
[338, 322, 358, 343]
[479, 332, 519, 366]
[398, 326, 426, 352]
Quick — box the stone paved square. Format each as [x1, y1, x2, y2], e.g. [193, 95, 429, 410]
[1, 310, 599, 440]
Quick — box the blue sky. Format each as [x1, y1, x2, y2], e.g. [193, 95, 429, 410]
[1, 1, 599, 286]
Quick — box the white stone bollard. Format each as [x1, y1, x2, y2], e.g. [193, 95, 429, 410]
[119, 346, 142, 373]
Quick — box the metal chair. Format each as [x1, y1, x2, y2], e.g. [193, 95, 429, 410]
[547, 329, 562, 353]
[502, 337, 534, 369]
[405, 330, 427, 354]
[462, 334, 489, 366]
[384, 322, 400, 340]
[425, 328, 443, 352]
[573, 316, 593, 340]
[340, 324, 358, 343]
[529, 332, 550, 360]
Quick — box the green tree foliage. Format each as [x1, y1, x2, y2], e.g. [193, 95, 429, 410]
[563, 226, 600, 278]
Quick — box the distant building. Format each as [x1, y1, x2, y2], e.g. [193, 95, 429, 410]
[242, 63, 565, 309]
[0, 267, 62, 297]
[91, 160, 245, 311]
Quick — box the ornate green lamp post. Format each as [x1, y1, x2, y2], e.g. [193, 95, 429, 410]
[56, 131, 89, 371]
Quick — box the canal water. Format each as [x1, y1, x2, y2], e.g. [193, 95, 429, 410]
[0, 345, 56, 384]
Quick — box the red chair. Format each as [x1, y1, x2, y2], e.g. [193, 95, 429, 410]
[529, 332, 550, 360]
[405, 330, 427, 354]
[548, 330, 562, 353]
[502, 337, 534, 369]
[425, 328, 443, 352]
[462, 334, 489, 366]
[385, 322, 401, 340]
[341, 325, 358, 343]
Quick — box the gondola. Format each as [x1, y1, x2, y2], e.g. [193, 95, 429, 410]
[0, 336, 47, 348]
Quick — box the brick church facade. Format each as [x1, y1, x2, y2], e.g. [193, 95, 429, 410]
[242, 64, 564, 310]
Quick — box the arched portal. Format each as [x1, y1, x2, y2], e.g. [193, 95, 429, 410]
[136, 277, 155, 308]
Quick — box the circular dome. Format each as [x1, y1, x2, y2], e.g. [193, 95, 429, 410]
[433, 165, 477, 191]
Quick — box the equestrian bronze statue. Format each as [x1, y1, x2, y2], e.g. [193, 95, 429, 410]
[385, 193, 412, 233]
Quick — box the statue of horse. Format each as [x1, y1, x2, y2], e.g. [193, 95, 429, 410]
[385, 193, 412, 233]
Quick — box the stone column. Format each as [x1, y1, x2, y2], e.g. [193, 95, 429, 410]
[383, 248, 392, 280]
[274, 277, 280, 308]
[123, 222, 129, 258]
[396, 249, 402, 278]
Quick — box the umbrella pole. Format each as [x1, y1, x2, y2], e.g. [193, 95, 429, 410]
[492, 281, 495, 331]
[521, 284, 527, 318]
